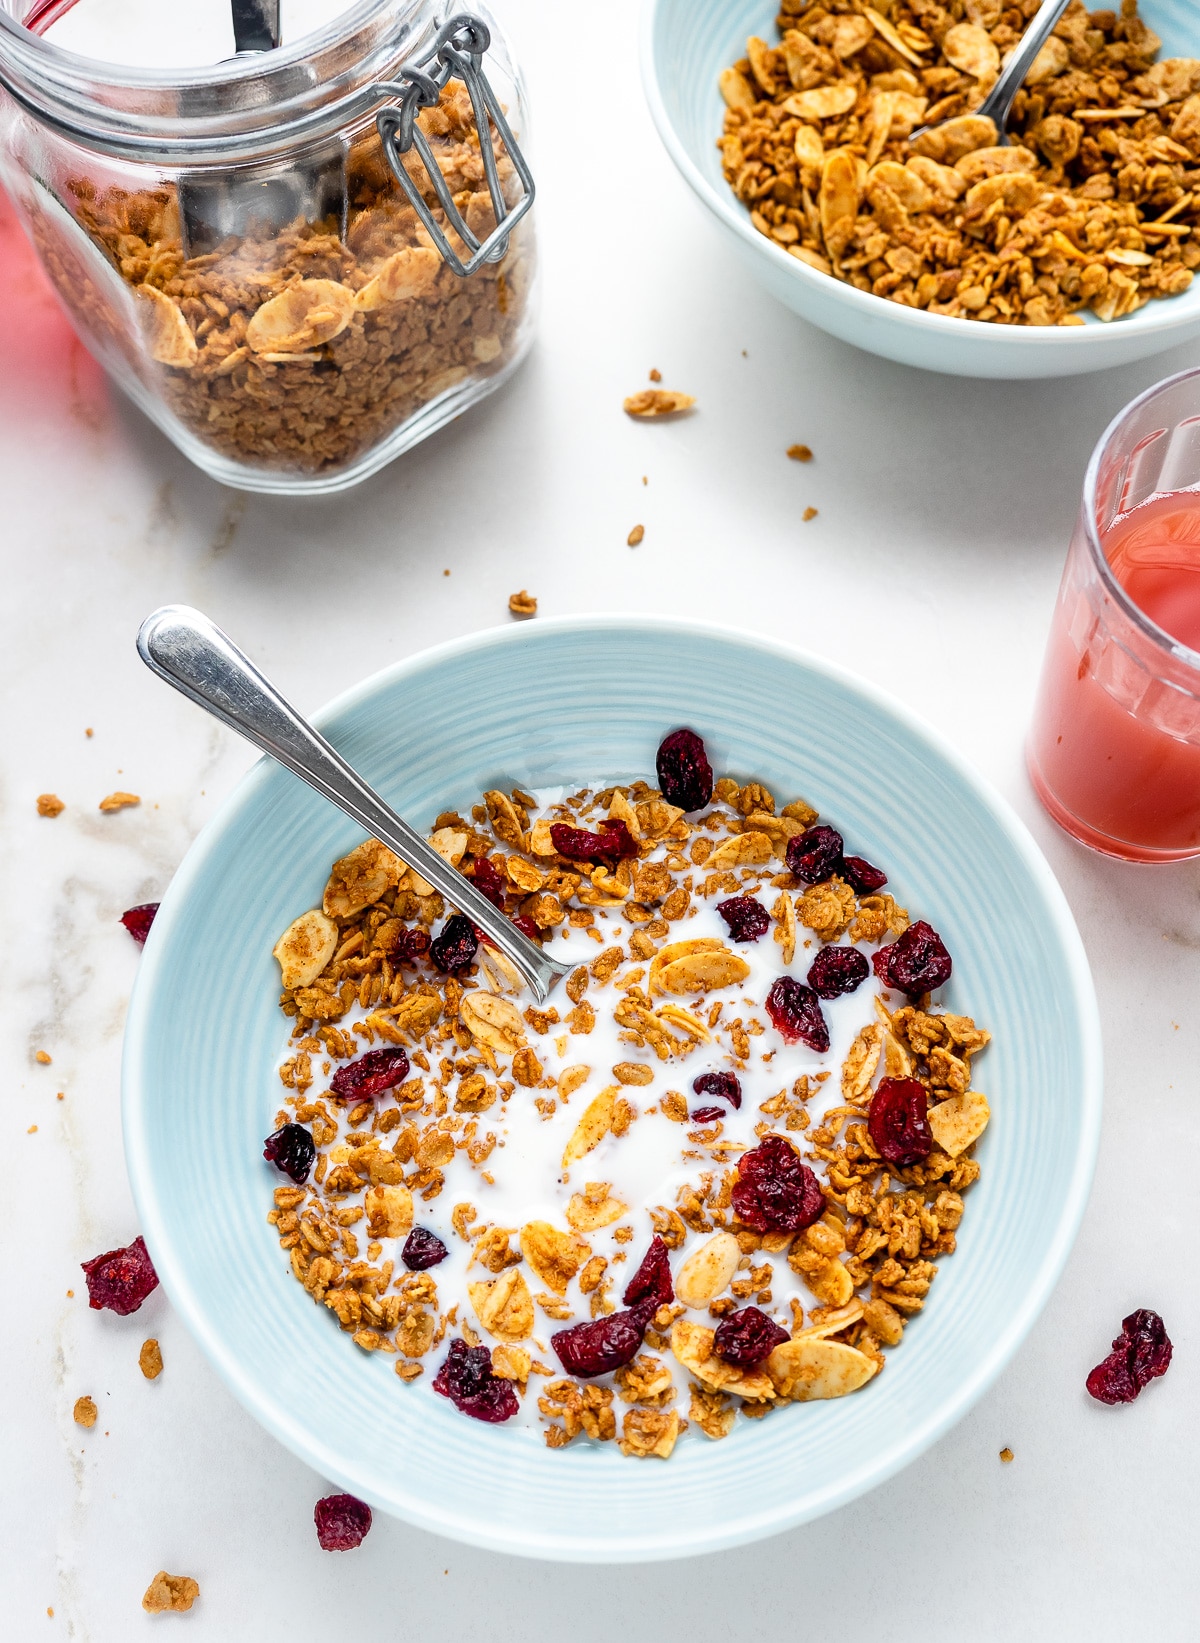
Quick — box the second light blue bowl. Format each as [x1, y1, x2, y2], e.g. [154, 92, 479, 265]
[122, 617, 1101, 1560]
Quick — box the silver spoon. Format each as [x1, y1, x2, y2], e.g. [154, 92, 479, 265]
[136, 605, 572, 1004]
[910, 0, 1071, 147]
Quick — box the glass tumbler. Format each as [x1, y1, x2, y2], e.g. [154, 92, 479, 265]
[1027, 367, 1200, 862]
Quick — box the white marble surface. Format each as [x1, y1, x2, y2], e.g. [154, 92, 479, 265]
[4, 0, 1200, 1635]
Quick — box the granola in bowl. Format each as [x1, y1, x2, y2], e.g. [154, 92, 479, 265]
[263, 727, 991, 1456]
[719, 0, 1200, 326]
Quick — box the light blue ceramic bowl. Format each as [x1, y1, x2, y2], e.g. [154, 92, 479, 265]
[123, 617, 1101, 1561]
[643, 0, 1200, 378]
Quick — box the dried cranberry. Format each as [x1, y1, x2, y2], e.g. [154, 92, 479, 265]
[120, 902, 159, 945]
[433, 1338, 519, 1422]
[402, 1227, 448, 1270]
[717, 895, 770, 943]
[430, 913, 479, 973]
[765, 976, 830, 1051]
[510, 914, 542, 943]
[314, 1493, 372, 1551]
[81, 1234, 159, 1315]
[732, 1135, 824, 1232]
[549, 820, 637, 863]
[692, 1070, 742, 1110]
[843, 855, 887, 894]
[1086, 1309, 1173, 1405]
[713, 1306, 790, 1368]
[551, 1309, 646, 1377]
[691, 1106, 726, 1123]
[867, 1077, 933, 1166]
[383, 924, 430, 964]
[263, 1123, 315, 1184]
[623, 1235, 674, 1313]
[656, 728, 714, 813]
[786, 825, 844, 883]
[330, 1047, 409, 1102]
[467, 855, 507, 910]
[873, 920, 952, 998]
[807, 945, 869, 999]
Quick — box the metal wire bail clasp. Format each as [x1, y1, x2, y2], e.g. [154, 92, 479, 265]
[373, 12, 535, 277]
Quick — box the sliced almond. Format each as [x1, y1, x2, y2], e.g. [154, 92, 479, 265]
[557, 1063, 591, 1100]
[137, 285, 197, 369]
[942, 22, 1000, 79]
[655, 947, 751, 996]
[841, 1022, 883, 1100]
[820, 148, 864, 259]
[704, 831, 773, 871]
[323, 839, 405, 919]
[562, 1086, 616, 1168]
[671, 1318, 775, 1400]
[529, 817, 557, 855]
[477, 945, 523, 994]
[804, 1256, 855, 1308]
[459, 991, 526, 1055]
[868, 159, 932, 214]
[926, 1090, 990, 1156]
[675, 1231, 741, 1309]
[520, 1221, 589, 1293]
[767, 1336, 879, 1401]
[566, 1183, 627, 1232]
[273, 908, 338, 989]
[408, 826, 468, 896]
[864, 5, 925, 65]
[506, 856, 546, 893]
[964, 171, 1042, 215]
[654, 1003, 712, 1044]
[784, 82, 859, 121]
[246, 279, 355, 354]
[955, 145, 1039, 183]
[910, 113, 998, 164]
[794, 123, 825, 172]
[792, 1299, 864, 1340]
[468, 1267, 534, 1342]
[364, 1184, 414, 1240]
[772, 891, 797, 967]
[719, 66, 758, 111]
[648, 937, 723, 993]
[354, 246, 440, 310]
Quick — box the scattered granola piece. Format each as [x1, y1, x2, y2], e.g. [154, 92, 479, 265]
[73, 1396, 97, 1428]
[508, 589, 538, 618]
[139, 1338, 164, 1380]
[1000, 1446, 1014, 1463]
[35, 1051, 52, 1065]
[37, 793, 64, 817]
[623, 389, 695, 418]
[142, 1573, 200, 1614]
[802, 507, 818, 522]
[99, 791, 140, 812]
[628, 524, 645, 546]
[786, 444, 812, 463]
[648, 368, 662, 382]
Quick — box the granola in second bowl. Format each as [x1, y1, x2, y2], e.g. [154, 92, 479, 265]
[719, 0, 1199, 326]
[263, 728, 991, 1456]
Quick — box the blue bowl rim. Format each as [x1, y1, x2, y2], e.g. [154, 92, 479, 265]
[121, 613, 1103, 1561]
[638, 0, 1200, 356]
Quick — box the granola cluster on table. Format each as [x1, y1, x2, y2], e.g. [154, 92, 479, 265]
[32, 83, 531, 476]
[719, 0, 1200, 324]
[263, 728, 992, 1457]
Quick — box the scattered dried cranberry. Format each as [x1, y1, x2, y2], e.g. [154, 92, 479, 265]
[807, 945, 869, 999]
[81, 1234, 159, 1315]
[1086, 1309, 1173, 1405]
[623, 1235, 674, 1314]
[330, 1046, 410, 1102]
[765, 976, 830, 1051]
[732, 1135, 824, 1232]
[402, 1226, 449, 1271]
[693, 1070, 742, 1110]
[717, 895, 770, 943]
[314, 1492, 372, 1551]
[867, 1077, 933, 1166]
[843, 855, 887, 894]
[467, 855, 506, 910]
[549, 819, 637, 863]
[263, 1123, 315, 1184]
[786, 825, 844, 883]
[691, 1106, 726, 1123]
[430, 913, 479, 973]
[434, 1338, 520, 1422]
[552, 1308, 646, 1378]
[873, 920, 952, 998]
[656, 727, 714, 813]
[381, 924, 430, 964]
[120, 902, 159, 945]
[510, 914, 542, 943]
[713, 1306, 790, 1368]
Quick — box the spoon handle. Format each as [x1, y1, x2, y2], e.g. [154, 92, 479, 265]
[974, 0, 1072, 135]
[136, 605, 571, 1004]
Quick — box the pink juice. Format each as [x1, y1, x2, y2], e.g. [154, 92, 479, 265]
[1028, 491, 1200, 860]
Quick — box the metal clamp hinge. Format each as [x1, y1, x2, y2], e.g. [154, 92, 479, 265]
[372, 12, 535, 277]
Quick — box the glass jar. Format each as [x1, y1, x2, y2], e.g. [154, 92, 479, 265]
[0, 1, 537, 493]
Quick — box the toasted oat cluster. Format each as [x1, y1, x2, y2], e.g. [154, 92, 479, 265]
[264, 731, 991, 1456]
[719, 0, 1199, 325]
[35, 85, 531, 476]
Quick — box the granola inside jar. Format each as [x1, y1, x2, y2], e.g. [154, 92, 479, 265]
[0, 1, 537, 492]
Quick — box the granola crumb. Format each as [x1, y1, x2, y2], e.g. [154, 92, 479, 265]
[142, 1572, 200, 1615]
[27, 1124, 38, 1134]
[628, 524, 645, 547]
[37, 793, 65, 817]
[35, 1051, 52, 1064]
[139, 1338, 164, 1380]
[641, 475, 648, 485]
[85, 727, 94, 737]
[1000, 1446, 1014, 1463]
[802, 507, 818, 522]
[99, 791, 140, 812]
[73, 1396, 97, 1428]
[623, 389, 695, 418]
[508, 590, 538, 619]
[443, 569, 451, 576]
[787, 444, 813, 463]
[648, 368, 662, 382]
